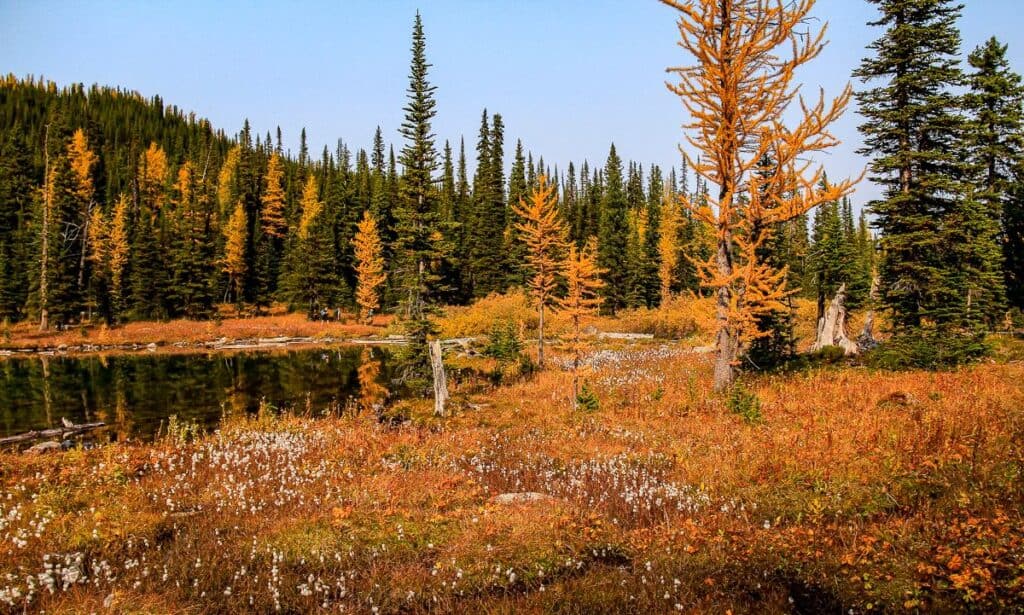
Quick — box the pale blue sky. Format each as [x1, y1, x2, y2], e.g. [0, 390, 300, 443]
[2, 1, 1022, 204]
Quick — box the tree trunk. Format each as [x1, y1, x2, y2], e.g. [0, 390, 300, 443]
[858, 274, 880, 350]
[429, 339, 448, 417]
[812, 283, 858, 355]
[712, 234, 736, 392]
[537, 302, 545, 368]
[571, 313, 580, 410]
[39, 125, 50, 332]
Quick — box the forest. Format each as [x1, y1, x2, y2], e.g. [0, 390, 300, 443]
[1, 0, 1024, 612]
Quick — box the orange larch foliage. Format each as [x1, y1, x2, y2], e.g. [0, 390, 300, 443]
[557, 237, 605, 407]
[175, 161, 194, 209]
[66, 128, 97, 205]
[353, 210, 387, 323]
[658, 193, 681, 304]
[139, 142, 168, 212]
[260, 153, 287, 238]
[297, 175, 322, 240]
[513, 174, 569, 368]
[218, 145, 240, 218]
[88, 206, 107, 268]
[662, 0, 857, 390]
[107, 194, 130, 306]
[222, 201, 248, 304]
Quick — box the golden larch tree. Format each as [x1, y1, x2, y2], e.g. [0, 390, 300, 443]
[658, 193, 681, 303]
[218, 145, 240, 219]
[298, 175, 323, 240]
[513, 174, 568, 368]
[107, 194, 131, 315]
[557, 237, 605, 409]
[662, 0, 856, 391]
[260, 153, 287, 238]
[222, 201, 248, 306]
[353, 210, 387, 323]
[139, 142, 168, 212]
[67, 128, 98, 291]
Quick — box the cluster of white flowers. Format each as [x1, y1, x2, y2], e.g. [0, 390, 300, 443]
[461, 442, 709, 527]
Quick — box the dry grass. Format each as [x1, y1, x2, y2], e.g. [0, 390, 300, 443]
[440, 290, 715, 343]
[1, 308, 1022, 613]
[1, 310, 389, 351]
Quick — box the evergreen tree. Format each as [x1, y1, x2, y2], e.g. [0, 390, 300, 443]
[32, 155, 83, 325]
[597, 144, 630, 313]
[505, 139, 529, 287]
[855, 0, 994, 347]
[170, 162, 216, 318]
[964, 37, 1021, 314]
[0, 123, 34, 319]
[642, 165, 663, 307]
[279, 175, 341, 315]
[393, 11, 443, 384]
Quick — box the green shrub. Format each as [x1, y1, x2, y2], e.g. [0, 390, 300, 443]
[727, 382, 763, 424]
[576, 384, 600, 412]
[483, 320, 523, 362]
[865, 330, 989, 370]
[806, 344, 846, 364]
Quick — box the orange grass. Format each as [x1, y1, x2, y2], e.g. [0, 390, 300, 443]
[1, 330, 1022, 612]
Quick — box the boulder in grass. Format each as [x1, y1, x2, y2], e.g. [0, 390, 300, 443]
[488, 492, 557, 505]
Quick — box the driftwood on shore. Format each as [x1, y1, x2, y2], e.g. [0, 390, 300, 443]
[0, 421, 106, 446]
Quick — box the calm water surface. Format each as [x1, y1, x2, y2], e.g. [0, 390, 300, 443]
[0, 346, 393, 440]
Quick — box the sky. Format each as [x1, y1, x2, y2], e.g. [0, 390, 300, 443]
[2, 0, 1023, 206]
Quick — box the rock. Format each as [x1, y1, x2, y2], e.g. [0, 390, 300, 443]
[692, 345, 715, 354]
[57, 344, 68, 351]
[598, 332, 655, 340]
[26, 441, 61, 455]
[489, 492, 556, 505]
[146, 343, 158, 352]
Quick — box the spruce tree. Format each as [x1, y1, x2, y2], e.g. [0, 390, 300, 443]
[964, 37, 1021, 314]
[597, 144, 630, 313]
[505, 139, 529, 287]
[394, 11, 443, 384]
[855, 0, 991, 351]
[642, 165, 663, 307]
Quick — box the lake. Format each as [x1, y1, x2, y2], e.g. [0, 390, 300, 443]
[0, 346, 393, 440]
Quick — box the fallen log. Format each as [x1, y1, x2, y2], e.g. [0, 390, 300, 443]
[0, 421, 106, 446]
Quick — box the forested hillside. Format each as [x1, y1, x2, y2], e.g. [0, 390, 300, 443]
[0, 73, 869, 331]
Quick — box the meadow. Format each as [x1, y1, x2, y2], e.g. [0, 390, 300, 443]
[1, 296, 1022, 613]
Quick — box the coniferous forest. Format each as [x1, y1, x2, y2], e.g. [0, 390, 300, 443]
[2, 1, 1024, 613]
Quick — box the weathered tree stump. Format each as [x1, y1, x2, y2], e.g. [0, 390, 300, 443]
[429, 339, 449, 417]
[812, 283, 858, 356]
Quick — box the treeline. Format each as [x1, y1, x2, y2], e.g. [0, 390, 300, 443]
[855, 0, 1024, 357]
[0, 70, 870, 328]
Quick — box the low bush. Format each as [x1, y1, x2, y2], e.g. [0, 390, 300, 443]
[865, 329, 989, 370]
[438, 290, 536, 338]
[727, 381, 763, 424]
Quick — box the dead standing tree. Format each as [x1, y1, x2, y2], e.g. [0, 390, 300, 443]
[662, 0, 856, 391]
